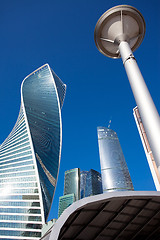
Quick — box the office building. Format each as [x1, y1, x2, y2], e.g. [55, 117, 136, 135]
[97, 127, 134, 192]
[58, 168, 80, 217]
[58, 168, 102, 217]
[58, 194, 75, 218]
[84, 169, 102, 197]
[80, 171, 88, 199]
[0, 64, 66, 239]
[80, 170, 102, 199]
[133, 106, 160, 190]
[64, 168, 80, 201]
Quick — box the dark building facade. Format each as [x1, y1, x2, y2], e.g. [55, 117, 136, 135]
[84, 169, 103, 197]
[80, 171, 88, 199]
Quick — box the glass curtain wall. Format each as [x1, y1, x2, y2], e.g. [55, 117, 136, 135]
[97, 127, 134, 192]
[0, 64, 66, 240]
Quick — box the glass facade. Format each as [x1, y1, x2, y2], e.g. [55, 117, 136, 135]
[64, 168, 80, 201]
[58, 168, 102, 218]
[58, 194, 75, 218]
[58, 168, 80, 218]
[97, 127, 134, 192]
[84, 169, 103, 197]
[80, 171, 88, 199]
[0, 64, 66, 240]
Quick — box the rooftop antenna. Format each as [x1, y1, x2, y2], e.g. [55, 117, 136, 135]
[108, 118, 112, 128]
[94, 5, 160, 176]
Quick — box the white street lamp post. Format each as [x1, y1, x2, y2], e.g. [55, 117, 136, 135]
[94, 5, 160, 174]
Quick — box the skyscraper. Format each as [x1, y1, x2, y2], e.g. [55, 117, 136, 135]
[80, 171, 88, 199]
[133, 106, 160, 190]
[0, 64, 66, 239]
[58, 194, 75, 218]
[97, 127, 134, 192]
[58, 168, 103, 218]
[64, 168, 80, 201]
[84, 169, 102, 197]
[58, 168, 80, 217]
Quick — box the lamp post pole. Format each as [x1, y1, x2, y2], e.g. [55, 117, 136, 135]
[118, 40, 160, 173]
[94, 5, 160, 176]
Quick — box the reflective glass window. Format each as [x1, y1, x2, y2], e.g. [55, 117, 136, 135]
[0, 222, 42, 229]
[0, 201, 40, 207]
[0, 215, 42, 221]
[0, 159, 33, 169]
[0, 208, 41, 214]
[0, 230, 41, 237]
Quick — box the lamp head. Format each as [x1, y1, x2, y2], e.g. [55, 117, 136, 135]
[94, 5, 146, 58]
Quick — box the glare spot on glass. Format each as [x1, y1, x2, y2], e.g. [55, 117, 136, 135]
[1, 185, 12, 196]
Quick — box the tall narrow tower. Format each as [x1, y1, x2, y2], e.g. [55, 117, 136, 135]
[133, 106, 160, 190]
[97, 127, 134, 192]
[58, 168, 80, 217]
[0, 64, 66, 240]
[84, 169, 102, 197]
[64, 168, 80, 201]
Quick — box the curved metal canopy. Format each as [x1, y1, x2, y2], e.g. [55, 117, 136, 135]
[42, 191, 160, 240]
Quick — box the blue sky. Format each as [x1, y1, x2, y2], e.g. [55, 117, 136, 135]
[0, 0, 160, 220]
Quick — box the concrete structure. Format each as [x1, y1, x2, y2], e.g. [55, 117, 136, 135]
[40, 191, 160, 240]
[97, 127, 134, 192]
[42, 219, 56, 237]
[0, 64, 66, 239]
[133, 106, 160, 191]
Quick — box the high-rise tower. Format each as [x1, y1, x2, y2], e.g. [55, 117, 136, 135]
[58, 168, 80, 217]
[97, 127, 134, 192]
[133, 106, 160, 191]
[80, 170, 102, 198]
[84, 169, 102, 197]
[63, 168, 80, 201]
[0, 64, 66, 239]
[80, 171, 88, 199]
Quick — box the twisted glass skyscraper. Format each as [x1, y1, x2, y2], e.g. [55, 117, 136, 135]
[0, 64, 66, 239]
